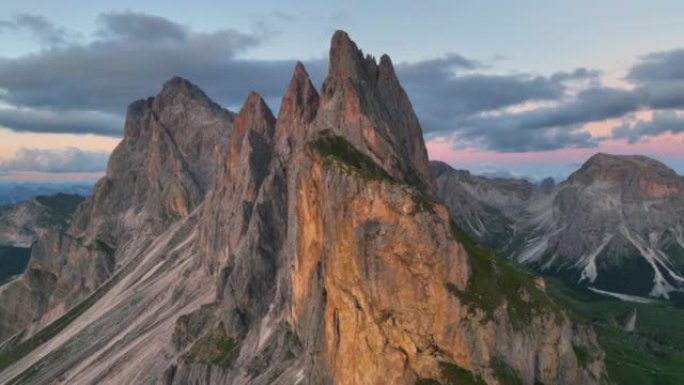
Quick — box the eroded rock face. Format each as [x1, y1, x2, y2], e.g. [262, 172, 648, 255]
[433, 153, 684, 299]
[0, 31, 605, 385]
[0, 77, 234, 343]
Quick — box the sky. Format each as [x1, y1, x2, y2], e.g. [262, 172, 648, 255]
[1, 1, 684, 183]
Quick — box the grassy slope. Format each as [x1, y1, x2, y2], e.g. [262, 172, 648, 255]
[547, 278, 684, 385]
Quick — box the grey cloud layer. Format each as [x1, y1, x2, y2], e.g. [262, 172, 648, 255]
[0, 107, 122, 136]
[397, 46, 684, 151]
[0, 12, 326, 138]
[0, 12, 683, 153]
[0, 14, 75, 45]
[0, 147, 109, 173]
[612, 110, 684, 143]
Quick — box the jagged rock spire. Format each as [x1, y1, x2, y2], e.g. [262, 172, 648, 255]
[273, 62, 319, 155]
[277, 62, 319, 133]
[316, 30, 435, 191]
[232, 91, 276, 140]
[227, 91, 276, 200]
[326, 30, 377, 82]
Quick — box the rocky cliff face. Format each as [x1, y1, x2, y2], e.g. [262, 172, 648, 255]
[0, 31, 605, 385]
[0, 78, 233, 344]
[433, 153, 684, 299]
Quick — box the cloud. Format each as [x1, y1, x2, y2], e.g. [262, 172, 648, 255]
[397, 43, 684, 152]
[1, 12, 683, 152]
[0, 147, 109, 173]
[393, 57, 614, 151]
[625, 49, 684, 110]
[491, 87, 643, 130]
[0, 13, 75, 46]
[628, 49, 684, 82]
[612, 110, 684, 143]
[96, 11, 190, 42]
[549, 68, 601, 83]
[0, 11, 325, 137]
[445, 87, 644, 152]
[0, 106, 122, 136]
[398, 44, 684, 151]
[397, 61, 576, 124]
[456, 120, 598, 153]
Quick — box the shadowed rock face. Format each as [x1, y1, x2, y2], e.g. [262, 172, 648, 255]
[433, 153, 684, 299]
[0, 31, 605, 385]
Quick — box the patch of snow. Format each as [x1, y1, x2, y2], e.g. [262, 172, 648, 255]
[587, 287, 657, 304]
[621, 226, 677, 298]
[576, 233, 614, 284]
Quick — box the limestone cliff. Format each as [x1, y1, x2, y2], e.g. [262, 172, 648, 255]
[0, 31, 605, 385]
[0, 78, 233, 344]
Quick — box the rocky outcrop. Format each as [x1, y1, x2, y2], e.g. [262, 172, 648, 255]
[433, 153, 684, 299]
[0, 31, 605, 385]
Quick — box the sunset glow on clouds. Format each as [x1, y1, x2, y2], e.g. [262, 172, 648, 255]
[1, 2, 684, 183]
[426, 109, 684, 180]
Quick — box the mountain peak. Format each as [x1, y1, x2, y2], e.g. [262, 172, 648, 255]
[572, 153, 679, 182]
[378, 54, 395, 79]
[327, 30, 376, 82]
[243, 91, 271, 114]
[275, 62, 319, 150]
[293, 61, 308, 78]
[318, 31, 435, 191]
[568, 153, 682, 200]
[157, 76, 213, 103]
[150, 76, 232, 140]
[233, 91, 276, 139]
[583, 152, 667, 169]
[279, 62, 318, 123]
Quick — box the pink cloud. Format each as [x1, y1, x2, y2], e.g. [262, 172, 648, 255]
[427, 131, 684, 172]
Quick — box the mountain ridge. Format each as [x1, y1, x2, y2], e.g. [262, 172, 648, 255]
[0, 31, 605, 385]
[434, 153, 684, 299]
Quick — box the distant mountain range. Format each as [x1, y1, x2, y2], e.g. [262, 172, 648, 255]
[434, 153, 684, 300]
[0, 193, 84, 286]
[0, 193, 86, 247]
[0, 183, 92, 205]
